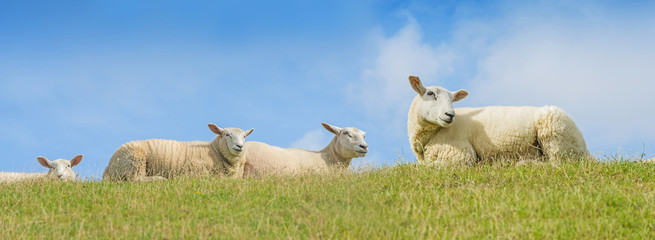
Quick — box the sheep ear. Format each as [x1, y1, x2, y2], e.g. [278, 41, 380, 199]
[452, 89, 469, 102]
[409, 75, 426, 95]
[37, 157, 52, 168]
[322, 122, 342, 135]
[243, 128, 254, 138]
[70, 154, 83, 167]
[208, 124, 224, 136]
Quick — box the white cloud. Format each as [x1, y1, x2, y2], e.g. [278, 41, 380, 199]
[345, 14, 459, 163]
[347, 14, 458, 161]
[352, 15, 455, 119]
[289, 128, 331, 151]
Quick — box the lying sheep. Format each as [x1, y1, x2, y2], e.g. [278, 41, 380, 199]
[407, 75, 592, 164]
[102, 124, 254, 182]
[242, 123, 368, 176]
[0, 155, 83, 183]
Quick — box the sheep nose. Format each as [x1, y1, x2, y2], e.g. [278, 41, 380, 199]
[234, 144, 243, 151]
[359, 144, 368, 150]
[445, 111, 455, 118]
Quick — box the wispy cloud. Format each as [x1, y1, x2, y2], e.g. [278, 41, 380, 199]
[342, 14, 458, 163]
[289, 128, 331, 151]
[350, 14, 455, 135]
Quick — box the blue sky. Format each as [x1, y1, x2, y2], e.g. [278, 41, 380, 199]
[2, 0, 655, 179]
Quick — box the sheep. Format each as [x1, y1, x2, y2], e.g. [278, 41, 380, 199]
[242, 123, 368, 176]
[102, 124, 254, 182]
[0, 155, 83, 183]
[407, 75, 592, 165]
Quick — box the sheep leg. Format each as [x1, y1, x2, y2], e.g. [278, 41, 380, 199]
[423, 140, 477, 165]
[535, 106, 590, 161]
[243, 163, 257, 177]
[104, 143, 152, 181]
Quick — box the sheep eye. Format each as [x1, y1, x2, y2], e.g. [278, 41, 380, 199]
[427, 91, 437, 100]
[226, 134, 232, 138]
[343, 132, 351, 137]
[67, 165, 71, 168]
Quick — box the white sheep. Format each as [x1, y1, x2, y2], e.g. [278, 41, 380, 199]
[242, 123, 368, 176]
[407, 75, 592, 164]
[102, 124, 254, 182]
[0, 155, 83, 183]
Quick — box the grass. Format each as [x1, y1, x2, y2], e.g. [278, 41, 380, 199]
[1, 160, 655, 239]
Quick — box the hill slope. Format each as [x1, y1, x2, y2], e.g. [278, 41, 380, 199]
[1, 160, 654, 239]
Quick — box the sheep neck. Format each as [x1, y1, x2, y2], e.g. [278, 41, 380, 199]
[320, 137, 351, 169]
[414, 118, 441, 146]
[210, 137, 241, 175]
[408, 104, 442, 161]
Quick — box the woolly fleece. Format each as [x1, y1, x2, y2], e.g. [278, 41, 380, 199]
[102, 124, 253, 181]
[407, 76, 591, 164]
[242, 123, 368, 176]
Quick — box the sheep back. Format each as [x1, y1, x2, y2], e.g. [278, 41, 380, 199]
[103, 138, 232, 181]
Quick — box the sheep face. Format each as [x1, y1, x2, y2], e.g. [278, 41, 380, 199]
[37, 155, 83, 181]
[322, 123, 368, 158]
[208, 124, 254, 156]
[409, 75, 468, 127]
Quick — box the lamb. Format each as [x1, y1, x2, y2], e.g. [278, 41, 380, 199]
[242, 123, 368, 176]
[0, 155, 83, 183]
[406, 75, 592, 164]
[102, 124, 254, 182]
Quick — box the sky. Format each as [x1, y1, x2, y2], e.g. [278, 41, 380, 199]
[1, 0, 655, 179]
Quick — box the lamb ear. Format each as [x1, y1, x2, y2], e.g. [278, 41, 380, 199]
[208, 124, 224, 136]
[243, 128, 254, 138]
[321, 122, 342, 135]
[70, 154, 83, 167]
[452, 89, 469, 102]
[409, 75, 426, 95]
[37, 156, 52, 168]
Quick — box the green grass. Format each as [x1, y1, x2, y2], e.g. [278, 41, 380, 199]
[1, 160, 655, 239]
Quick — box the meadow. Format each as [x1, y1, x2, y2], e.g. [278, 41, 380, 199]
[1, 159, 654, 239]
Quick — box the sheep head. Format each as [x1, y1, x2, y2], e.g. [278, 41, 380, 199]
[409, 75, 468, 128]
[208, 123, 254, 157]
[322, 122, 368, 159]
[37, 155, 83, 181]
